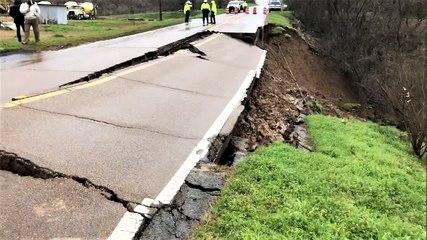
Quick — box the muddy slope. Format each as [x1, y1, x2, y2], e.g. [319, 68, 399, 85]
[235, 32, 362, 151]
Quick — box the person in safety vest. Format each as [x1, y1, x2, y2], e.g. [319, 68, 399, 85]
[210, 0, 217, 24]
[183, 1, 191, 24]
[242, 0, 248, 12]
[201, 0, 210, 26]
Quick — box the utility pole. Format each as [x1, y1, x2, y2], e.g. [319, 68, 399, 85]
[159, 0, 163, 20]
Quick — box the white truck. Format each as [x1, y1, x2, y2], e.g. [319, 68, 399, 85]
[268, 0, 282, 11]
[65, 1, 96, 20]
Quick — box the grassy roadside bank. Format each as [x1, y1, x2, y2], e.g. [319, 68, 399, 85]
[267, 10, 294, 29]
[193, 115, 426, 239]
[0, 10, 224, 54]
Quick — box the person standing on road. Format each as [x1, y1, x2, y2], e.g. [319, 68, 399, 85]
[201, 0, 210, 26]
[19, 0, 41, 44]
[8, 0, 25, 43]
[184, 1, 191, 25]
[210, 0, 217, 25]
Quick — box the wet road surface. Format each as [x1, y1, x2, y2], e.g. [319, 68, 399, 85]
[0, 21, 208, 104]
[0, 11, 266, 105]
[1, 3, 268, 238]
[211, 6, 268, 33]
[0, 34, 266, 239]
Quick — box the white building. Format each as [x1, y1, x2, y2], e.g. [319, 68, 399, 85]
[38, 4, 68, 24]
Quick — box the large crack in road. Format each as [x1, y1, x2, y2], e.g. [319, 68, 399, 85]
[0, 35, 242, 230]
[56, 32, 212, 90]
[0, 150, 140, 213]
[1, 31, 267, 239]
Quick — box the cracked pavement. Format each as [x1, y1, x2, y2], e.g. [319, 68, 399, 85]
[141, 168, 224, 240]
[0, 33, 266, 239]
[0, 19, 216, 104]
[0, 170, 125, 239]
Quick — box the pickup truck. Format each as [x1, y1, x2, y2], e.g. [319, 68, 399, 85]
[268, 0, 282, 11]
[226, 1, 244, 13]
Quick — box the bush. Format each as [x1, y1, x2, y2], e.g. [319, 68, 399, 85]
[290, 0, 426, 158]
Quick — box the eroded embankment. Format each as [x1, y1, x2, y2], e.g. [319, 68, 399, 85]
[136, 27, 352, 239]
[138, 27, 367, 239]
[1, 30, 262, 240]
[1, 27, 360, 240]
[229, 28, 362, 160]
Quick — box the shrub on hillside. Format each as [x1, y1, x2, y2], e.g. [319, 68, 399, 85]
[289, 0, 426, 158]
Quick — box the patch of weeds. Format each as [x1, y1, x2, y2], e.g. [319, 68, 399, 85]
[272, 26, 286, 34]
[342, 103, 362, 111]
[52, 34, 65, 38]
[307, 100, 323, 113]
[268, 11, 295, 30]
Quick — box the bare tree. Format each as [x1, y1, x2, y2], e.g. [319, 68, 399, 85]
[290, 0, 427, 159]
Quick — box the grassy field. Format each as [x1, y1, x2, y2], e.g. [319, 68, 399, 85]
[0, 10, 223, 54]
[194, 115, 426, 239]
[267, 10, 294, 30]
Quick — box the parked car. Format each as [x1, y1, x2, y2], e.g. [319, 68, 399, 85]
[226, 1, 243, 13]
[268, 0, 282, 11]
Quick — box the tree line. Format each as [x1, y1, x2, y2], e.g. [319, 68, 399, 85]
[289, 0, 426, 159]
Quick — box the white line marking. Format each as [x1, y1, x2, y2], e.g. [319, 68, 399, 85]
[107, 48, 267, 240]
[107, 69, 257, 240]
[108, 212, 145, 240]
[256, 50, 267, 78]
[154, 69, 256, 205]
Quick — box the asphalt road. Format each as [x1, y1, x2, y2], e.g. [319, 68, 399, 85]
[0, 21, 207, 104]
[1, 3, 268, 238]
[212, 7, 268, 33]
[0, 11, 265, 105]
[0, 33, 266, 239]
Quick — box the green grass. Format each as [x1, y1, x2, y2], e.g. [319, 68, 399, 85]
[268, 10, 294, 30]
[0, 10, 224, 54]
[194, 115, 426, 239]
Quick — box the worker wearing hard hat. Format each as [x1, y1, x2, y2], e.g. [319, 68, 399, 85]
[210, 0, 217, 24]
[201, 0, 210, 26]
[184, 1, 191, 25]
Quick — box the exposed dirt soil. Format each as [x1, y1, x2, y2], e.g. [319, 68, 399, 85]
[234, 31, 374, 151]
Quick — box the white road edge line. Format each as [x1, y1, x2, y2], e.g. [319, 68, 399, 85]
[154, 68, 257, 206]
[108, 51, 266, 240]
[256, 50, 267, 78]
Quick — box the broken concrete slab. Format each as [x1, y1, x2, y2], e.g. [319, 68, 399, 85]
[138, 168, 224, 240]
[185, 170, 224, 192]
[177, 185, 216, 220]
[140, 209, 197, 240]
